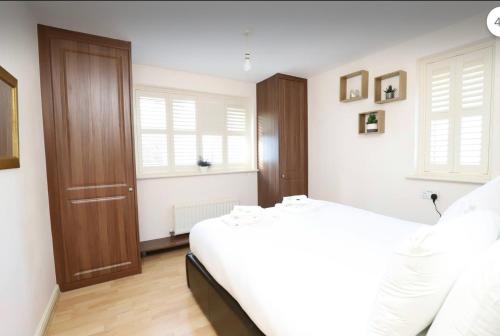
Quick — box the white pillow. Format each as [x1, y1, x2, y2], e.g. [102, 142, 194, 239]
[427, 239, 500, 336]
[368, 210, 500, 336]
[440, 176, 500, 222]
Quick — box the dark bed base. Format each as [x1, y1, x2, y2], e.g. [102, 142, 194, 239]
[186, 252, 265, 336]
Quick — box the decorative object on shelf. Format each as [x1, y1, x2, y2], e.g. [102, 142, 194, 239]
[366, 113, 378, 133]
[340, 70, 368, 102]
[197, 156, 212, 173]
[349, 89, 361, 99]
[358, 110, 385, 134]
[374, 70, 407, 104]
[384, 85, 397, 100]
[0, 66, 20, 170]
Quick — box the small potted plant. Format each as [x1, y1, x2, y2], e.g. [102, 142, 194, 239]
[197, 156, 212, 173]
[384, 85, 397, 100]
[366, 113, 378, 133]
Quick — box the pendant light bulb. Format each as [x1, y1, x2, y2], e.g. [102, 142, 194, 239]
[243, 30, 252, 72]
[244, 52, 251, 72]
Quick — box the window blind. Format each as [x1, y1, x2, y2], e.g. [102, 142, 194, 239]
[419, 43, 493, 180]
[173, 99, 196, 131]
[226, 107, 247, 132]
[137, 95, 168, 170]
[202, 135, 223, 164]
[429, 119, 449, 166]
[139, 96, 167, 130]
[428, 64, 452, 167]
[135, 88, 252, 177]
[141, 134, 168, 167]
[227, 135, 247, 164]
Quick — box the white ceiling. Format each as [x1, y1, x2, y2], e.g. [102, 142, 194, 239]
[29, 1, 495, 82]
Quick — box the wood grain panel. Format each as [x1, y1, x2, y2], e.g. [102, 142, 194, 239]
[257, 77, 280, 207]
[63, 49, 127, 186]
[279, 76, 308, 198]
[257, 74, 308, 207]
[0, 80, 13, 156]
[38, 25, 141, 291]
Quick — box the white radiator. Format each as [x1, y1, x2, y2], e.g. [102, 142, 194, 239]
[173, 200, 239, 235]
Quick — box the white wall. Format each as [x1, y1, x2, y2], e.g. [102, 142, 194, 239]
[0, 3, 56, 336]
[133, 65, 257, 241]
[308, 13, 500, 225]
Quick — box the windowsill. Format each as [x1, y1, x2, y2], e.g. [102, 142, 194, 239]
[137, 169, 258, 180]
[406, 173, 490, 185]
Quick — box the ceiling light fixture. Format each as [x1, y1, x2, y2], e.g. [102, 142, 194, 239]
[244, 52, 251, 72]
[243, 30, 251, 72]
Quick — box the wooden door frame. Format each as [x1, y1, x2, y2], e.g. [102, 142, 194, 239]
[37, 24, 141, 291]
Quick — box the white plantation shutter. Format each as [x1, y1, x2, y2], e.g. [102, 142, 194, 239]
[172, 99, 196, 131]
[420, 43, 493, 180]
[139, 96, 167, 130]
[174, 134, 197, 166]
[228, 135, 248, 164]
[456, 49, 492, 173]
[135, 88, 252, 176]
[226, 107, 247, 132]
[136, 94, 168, 172]
[202, 135, 223, 164]
[172, 97, 197, 168]
[226, 106, 249, 166]
[141, 134, 168, 167]
[459, 116, 482, 166]
[427, 62, 452, 170]
[429, 119, 449, 165]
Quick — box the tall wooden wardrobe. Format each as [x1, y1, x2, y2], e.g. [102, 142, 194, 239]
[257, 74, 308, 208]
[38, 25, 141, 291]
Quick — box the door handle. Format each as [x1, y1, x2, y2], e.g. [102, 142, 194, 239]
[128, 187, 134, 192]
[281, 174, 286, 179]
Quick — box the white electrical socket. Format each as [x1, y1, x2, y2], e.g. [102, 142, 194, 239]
[422, 191, 437, 200]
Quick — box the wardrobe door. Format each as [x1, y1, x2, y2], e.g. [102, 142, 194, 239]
[257, 77, 280, 207]
[278, 77, 308, 198]
[38, 25, 141, 291]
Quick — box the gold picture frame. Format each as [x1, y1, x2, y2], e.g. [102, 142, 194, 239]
[0, 66, 19, 169]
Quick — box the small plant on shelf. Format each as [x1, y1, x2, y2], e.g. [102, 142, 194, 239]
[197, 156, 212, 173]
[366, 113, 378, 133]
[384, 85, 397, 100]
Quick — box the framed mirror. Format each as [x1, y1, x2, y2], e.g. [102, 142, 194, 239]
[0, 66, 19, 169]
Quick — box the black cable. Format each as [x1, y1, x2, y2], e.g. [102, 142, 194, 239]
[433, 200, 442, 217]
[431, 194, 441, 217]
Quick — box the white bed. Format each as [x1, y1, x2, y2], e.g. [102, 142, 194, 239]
[190, 200, 424, 336]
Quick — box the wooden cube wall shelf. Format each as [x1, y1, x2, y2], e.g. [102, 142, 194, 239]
[358, 110, 385, 134]
[339, 70, 368, 102]
[374, 70, 407, 104]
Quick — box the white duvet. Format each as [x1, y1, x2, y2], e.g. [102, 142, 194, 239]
[190, 200, 423, 336]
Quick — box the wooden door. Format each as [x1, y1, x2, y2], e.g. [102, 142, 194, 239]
[279, 77, 308, 198]
[38, 25, 141, 291]
[257, 77, 280, 207]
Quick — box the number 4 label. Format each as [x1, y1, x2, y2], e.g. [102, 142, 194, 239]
[487, 8, 500, 36]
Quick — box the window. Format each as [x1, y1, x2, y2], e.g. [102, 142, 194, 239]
[134, 87, 253, 177]
[417, 42, 494, 182]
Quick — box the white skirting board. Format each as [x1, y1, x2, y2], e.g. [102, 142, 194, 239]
[34, 285, 59, 336]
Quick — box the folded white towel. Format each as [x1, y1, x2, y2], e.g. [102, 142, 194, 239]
[223, 205, 265, 226]
[282, 195, 308, 205]
[275, 197, 322, 213]
[232, 205, 264, 216]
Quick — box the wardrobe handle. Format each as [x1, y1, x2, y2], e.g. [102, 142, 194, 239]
[281, 174, 286, 179]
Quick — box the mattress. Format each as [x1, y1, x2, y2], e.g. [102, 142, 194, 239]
[190, 200, 423, 336]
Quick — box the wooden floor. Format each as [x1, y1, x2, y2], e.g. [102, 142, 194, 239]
[46, 248, 216, 336]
